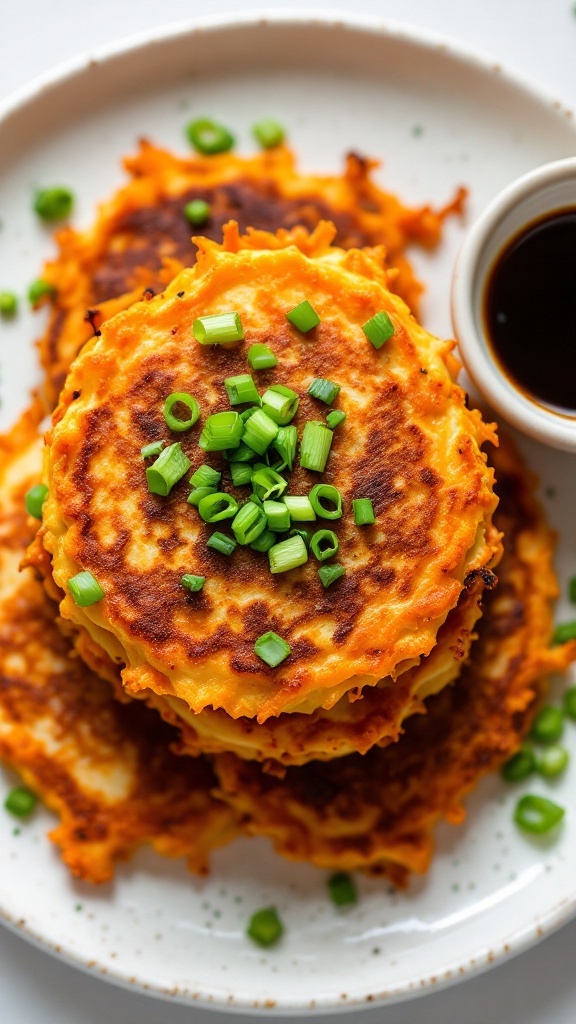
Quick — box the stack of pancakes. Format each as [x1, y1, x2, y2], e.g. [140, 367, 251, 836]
[1, 143, 573, 885]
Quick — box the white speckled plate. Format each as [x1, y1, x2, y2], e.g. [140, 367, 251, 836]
[1, 11, 576, 1015]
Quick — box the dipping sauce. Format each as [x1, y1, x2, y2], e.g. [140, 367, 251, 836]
[484, 207, 576, 415]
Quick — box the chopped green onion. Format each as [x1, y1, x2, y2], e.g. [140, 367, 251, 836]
[186, 118, 235, 155]
[146, 442, 191, 495]
[252, 467, 288, 501]
[239, 406, 259, 424]
[249, 493, 264, 509]
[184, 198, 211, 225]
[307, 378, 341, 406]
[230, 462, 254, 487]
[187, 485, 217, 507]
[193, 312, 244, 345]
[141, 440, 165, 459]
[250, 528, 277, 552]
[362, 310, 395, 349]
[224, 440, 257, 463]
[5, 786, 37, 818]
[261, 385, 299, 425]
[310, 529, 339, 562]
[286, 299, 320, 333]
[246, 905, 284, 947]
[224, 373, 261, 406]
[25, 483, 48, 519]
[536, 745, 569, 779]
[530, 706, 564, 744]
[163, 391, 200, 432]
[501, 746, 535, 782]
[268, 534, 308, 573]
[283, 495, 316, 522]
[232, 502, 267, 545]
[252, 119, 285, 149]
[514, 794, 565, 835]
[0, 291, 18, 317]
[273, 425, 298, 471]
[206, 532, 236, 556]
[563, 686, 576, 720]
[28, 278, 55, 305]
[199, 411, 243, 451]
[247, 343, 278, 370]
[318, 563, 346, 588]
[352, 498, 375, 526]
[190, 464, 222, 488]
[264, 499, 291, 533]
[198, 491, 239, 523]
[68, 570, 105, 607]
[553, 620, 576, 644]
[326, 409, 346, 429]
[299, 421, 333, 473]
[242, 408, 279, 455]
[569, 577, 576, 604]
[309, 484, 343, 520]
[33, 186, 74, 221]
[328, 872, 357, 907]
[254, 633, 291, 668]
[289, 527, 312, 547]
[181, 574, 206, 593]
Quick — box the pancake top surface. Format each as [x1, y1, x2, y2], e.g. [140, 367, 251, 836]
[43, 226, 498, 720]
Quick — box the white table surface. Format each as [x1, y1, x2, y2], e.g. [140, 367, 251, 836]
[2, 1, 576, 1021]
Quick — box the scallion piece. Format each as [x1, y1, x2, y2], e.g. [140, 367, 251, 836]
[514, 794, 565, 835]
[328, 872, 357, 907]
[501, 746, 535, 782]
[264, 499, 291, 533]
[190, 464, 221, 488]
[299, 421, 333, 473]
[187, 485, 217, 507]
[232, 502, 267, 545]
[199, 411, 243, 451]
[184, 198, 211, 225]
[0, 291, 18, 317]
[68, 570, 104, 607]
[537, 745, 569, 779]
[252, 467, 288, 501]
[286, 300, 320, 333]
[553, 620, 576, 644]
[163, 391, 200, 432]
[250, 528, 277, 552]
[254, 633, 291, 668]
[318, 563, 345, 588]
[307, 377, 341, 406]
[198, 491, 239, 523]
[28, 278, 55, 305]
[249, 493, 264, 509]
[230, 462, 254, 487]
[362, 310, 395, 349]
[246, 905, 284, 946]
[206, 532, 236, 556]
[282, 495, 316, 522]
[146, 442, 191, 495]
[181, 574, 206, 593]
[25, 483, 48, 519]
[247, 343, 278, 370]
[268, 534, 308, 573]
[563, 686, 576, 720]
[33, 186, 74, 221]
[5, 786, 37, 818]
[242, 408, 279, 455]
[224, 373, 261, 406]
[310, 529, 339, 562]
[289, 527, 312, 547]
[352, 497, 375, 526]
[141, 440, 165, 459]
[186, 118, 235, 155]
[193, 311, 244, 345]
[261, 384, 299, 425]
[309, 484, 343, 520]
[326, 409, 346, 429]
[224, 440, 256, 463]
[273, 425, 298, 471]
[252, 119, 285, 149]
[530, 706, 564, 744]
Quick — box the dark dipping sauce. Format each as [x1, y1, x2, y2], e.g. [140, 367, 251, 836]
[484, 207, 576, 415]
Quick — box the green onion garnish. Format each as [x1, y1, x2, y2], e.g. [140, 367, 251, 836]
[199, 411, 243, 451]
[197, 492, 239, 523]
[146, 442, 191, 495]
[25, 484, 48, 519]
[193, 312, 244, 345]
[283, 495, 316, 522]
[190, 464, 222, 488]
[186, 118, 235, 155]
[206, 532, 236, 556]
[230, 462, 254, 487]
[286, 299, 320, 333]
[224, 374, 261, 406]
[564, 686, 576, 720]
[553, 620, 576, 644]
[249, 493, 264, 509]
[250, 528, 277, 552]
[252, 467, 288, 501]
[352, 498, 375, 526]
[28, 278, 55, 305]
[33, 186, 74, 221]
[264, 499, 291, 533]
[242, 408, 279, 455]
[163, 391, 200, 432]
[68, 570, 105, 607]
[246, 905, 284, 946]
[4, 786, 37, 818]
[569, 577, 576, 604]
[530, 706, 564, 744]
[318, 564, 345, 588]
[514, 794, 565, 834]
[181, 574, 206, 593]
[268, 534, 308, 573]
[362, 311, 395, 349]
[328, 872, 357, 907]
[261, 385, 299, 425]
[0, 291, 18, 317]
[252, 119, 285, 149]
[310, 529, 339, 562]
[309, 484, 343, 520]
[247, 343, 278, 370]
[326, 409, 346, 429]
[299, 421, 333, 473]
[254, 633, 291, 668]
[141, 440, 165, 459]
[501, 746, 535, 782]
[273, 425, 298, 471]
[307, 378, 341, 406]
[232, 502, 267, 545]
[187, 486, 217, 507]
[536, 745, 569, 779]
[224, 440, 256, 463]
[184, 198, 211, 225]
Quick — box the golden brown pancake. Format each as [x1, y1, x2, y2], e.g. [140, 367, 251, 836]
[40, 223, 500, 729]
[213, 437, 576, 881]
[0, 407, 239, 883]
